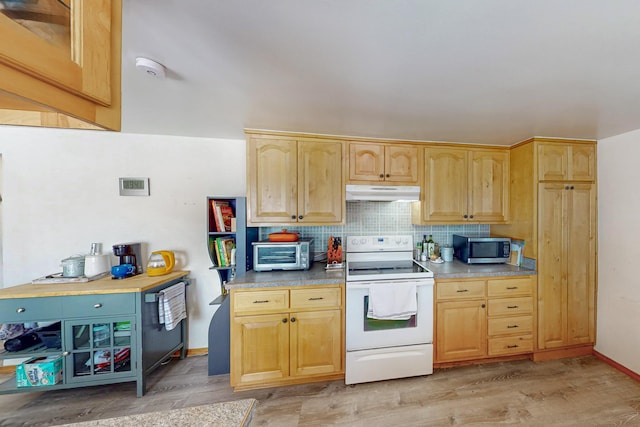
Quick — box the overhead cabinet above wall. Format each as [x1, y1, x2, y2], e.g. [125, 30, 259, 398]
[246, 131, 345, 226]
[0, 0, 121, 130]
[347, 142, 420, 185]
[412, 146, 510, 224]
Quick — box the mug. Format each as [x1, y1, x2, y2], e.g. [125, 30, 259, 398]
[111, 263, 136, 278]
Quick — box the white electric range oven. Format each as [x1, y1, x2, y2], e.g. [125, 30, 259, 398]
[345, 235, 434, 385]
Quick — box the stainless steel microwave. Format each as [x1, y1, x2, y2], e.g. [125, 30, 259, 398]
[252, 239, 313, 271]
[452, 235, 511, 264]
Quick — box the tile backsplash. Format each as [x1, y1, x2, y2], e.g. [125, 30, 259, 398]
[260, 201, 489, 255]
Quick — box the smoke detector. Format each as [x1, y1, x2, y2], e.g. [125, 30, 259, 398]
[135, 57, 166, 79]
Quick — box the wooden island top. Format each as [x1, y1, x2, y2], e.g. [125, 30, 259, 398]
[0, 271, 190, 299]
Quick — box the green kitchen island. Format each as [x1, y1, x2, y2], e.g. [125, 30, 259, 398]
[0, 271, 189, 397]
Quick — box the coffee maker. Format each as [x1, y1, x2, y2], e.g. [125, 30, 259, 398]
[112, 243, 143, 278]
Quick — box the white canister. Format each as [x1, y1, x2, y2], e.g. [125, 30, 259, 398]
[84, 254, 112, 277]
[441, 246, 454, 262]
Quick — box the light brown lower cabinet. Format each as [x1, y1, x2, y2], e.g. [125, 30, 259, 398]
[435, 276, 535, 364]
[230, 285, 344, 391]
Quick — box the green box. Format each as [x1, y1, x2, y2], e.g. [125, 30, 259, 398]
[16, 355, 63, 387]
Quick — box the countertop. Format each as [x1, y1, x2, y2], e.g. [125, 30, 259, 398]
[225, 258, 535, 290]
[419, 259, 536, 279]
[225, 263, 345, 290]
[0, 271, 191, 299]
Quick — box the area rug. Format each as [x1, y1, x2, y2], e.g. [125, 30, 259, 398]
[55, 399, 256, 427]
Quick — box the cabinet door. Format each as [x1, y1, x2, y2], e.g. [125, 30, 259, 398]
[247, 137, 298, 223]
[0, 1, 112, 105]
[290, 310, 342, 377]
[385, 145, 419, 183]
[537, 183, 568, 349]
[64, 317, 135, 384]
[566, 183, 596, 345]
[423, 147, 468, 222]
[569, 145, 596, 182]
[230, 313, 289, 387]
[348, 143, 385, 182]
[538, 144, 568, 181]
[468, 150, 509, 223]
[297, 140, 343, 223]
[436, 300, 486, 362]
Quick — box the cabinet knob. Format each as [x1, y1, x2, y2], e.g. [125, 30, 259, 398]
[565, 185, 570, 190]
[290, 317, 296, 322]
[282, 318, 288, 323]
[62, 351, 70, 357]
[385, 174, 390, 178]
[379, 174, 384, 178]
[469, 215, 474, 219]
[94, 303, 103, 309]
[463, 214, 468, 219]
[481, 304, 486, 308]
[570, 185, 575, 190]
[16, 307, 25, 313]
[291, 215, 296, 219]
[298, 215, 303, 220]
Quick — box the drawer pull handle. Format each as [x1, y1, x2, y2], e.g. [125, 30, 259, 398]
[94, 303, 103, 309]
[254, 300, 270, 304]
[16, 307, 26, 313]
[506, 286, 518, 290]
[507, 345, 519, 349]
[507, 305, 519, 309]
[507, 325, 519, 329]
[62, 351, 70, 356]
[456, 289, 469, 293]
[308, 297, 324, 301]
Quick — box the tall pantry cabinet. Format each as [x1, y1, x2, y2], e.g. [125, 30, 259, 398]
[492, 138, 597, 359]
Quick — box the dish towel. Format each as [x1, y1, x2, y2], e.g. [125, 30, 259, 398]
[367, 282, 417, 320]
[158, 281, 187, 331]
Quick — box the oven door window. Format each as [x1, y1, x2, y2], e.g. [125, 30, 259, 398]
[255, 246, 298, 265]
[363, 296, 417, 331]
[469, 242, 499, 258]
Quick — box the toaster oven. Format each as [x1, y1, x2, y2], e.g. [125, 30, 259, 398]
[252, 239, 313, 271]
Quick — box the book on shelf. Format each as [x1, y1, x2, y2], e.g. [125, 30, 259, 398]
[210, 200, 236, 232]
[221, 237, 236, 266]
[215, 238, 227, 267]
[508, 239, 525, 267]
[213, 237, 224, 267]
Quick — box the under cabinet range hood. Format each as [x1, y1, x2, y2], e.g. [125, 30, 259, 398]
[345, 185, 421, 202]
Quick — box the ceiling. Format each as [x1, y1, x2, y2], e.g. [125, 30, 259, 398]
[121, 1, 640, 145]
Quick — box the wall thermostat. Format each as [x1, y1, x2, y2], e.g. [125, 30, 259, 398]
[119, 177, 150, 196]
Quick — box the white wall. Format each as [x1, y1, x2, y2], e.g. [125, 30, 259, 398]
[596, 129, 640, 374]
[0, 125, 246, 350]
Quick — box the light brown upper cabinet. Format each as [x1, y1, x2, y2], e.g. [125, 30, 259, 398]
[0, 0, 121, 130]
[246, 134, 344, 226]
[538, 142, 596, 182]
[348, 142, 420, 185]
[413, 146, 509, 224]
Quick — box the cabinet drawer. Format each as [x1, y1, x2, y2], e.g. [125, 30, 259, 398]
[290, 287, 341, 310]
[64, 294, 136, 317]
[233, 290, 289, 314]
[487, 277, 533, 297]
[488, 297, 533, 316]
[0, 297, 62, 322]
[488, 335, 533, 356]
[436, 281, 485, 300]
[488, 315, 533, 336]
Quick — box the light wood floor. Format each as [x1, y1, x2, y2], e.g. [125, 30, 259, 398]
[1, 355, 639, 426]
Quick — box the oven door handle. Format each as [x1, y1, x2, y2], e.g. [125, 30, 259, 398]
[347, 279, 434, 289]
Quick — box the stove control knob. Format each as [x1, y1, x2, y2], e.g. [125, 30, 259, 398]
[360, 238, 367, 244]
[350, 238, 359, 246]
